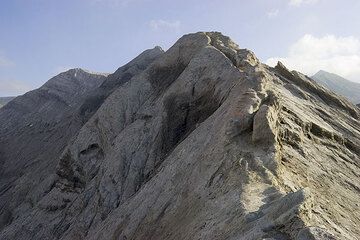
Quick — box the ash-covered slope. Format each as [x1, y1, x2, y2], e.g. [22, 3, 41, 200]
[1, 32, 360, 240]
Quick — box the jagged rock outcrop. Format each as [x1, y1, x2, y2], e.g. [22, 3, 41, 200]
[0, 32, 359, 240]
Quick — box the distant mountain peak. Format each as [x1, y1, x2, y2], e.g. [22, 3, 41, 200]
[45, 67, 108, 91]
[60, 68, 110, 78]
[313, 70, 343, 78]
[153, 45, 164, 51]
[315, 69, 328, 74]
[312, 70, 360, 103]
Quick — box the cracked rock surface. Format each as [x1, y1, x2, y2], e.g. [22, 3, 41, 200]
[0, 32, 359, 240]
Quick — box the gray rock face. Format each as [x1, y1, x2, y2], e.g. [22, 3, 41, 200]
[0, 32, 359, 240]
[0, 47, 162, 236]
[0, 97, 15, 108]
[0, 68, 106, 230]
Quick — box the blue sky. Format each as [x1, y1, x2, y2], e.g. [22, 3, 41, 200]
[1, 0, 360, 96]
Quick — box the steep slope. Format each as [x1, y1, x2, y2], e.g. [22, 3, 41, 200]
[0, 68, 107, 230]
[78, 46, 164, 120]
[0, 32, 359, 240]
[0, 47, 163, 234]
[0, 97, 15, 108]
[312, 70, 360, 104]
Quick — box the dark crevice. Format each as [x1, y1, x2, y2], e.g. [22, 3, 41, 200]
[148, 62, 187, 94]
[344, 138, 360, 156]
[0, 208, 13, 231]
[160, 87, 221, 159]
[309, 123, 333, 139]
[79, 94, 107, 122]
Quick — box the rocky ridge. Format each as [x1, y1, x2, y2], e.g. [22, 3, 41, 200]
[0, 32, 359, 240]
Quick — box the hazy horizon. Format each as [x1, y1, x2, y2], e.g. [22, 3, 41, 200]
[1, 0, 360, 96]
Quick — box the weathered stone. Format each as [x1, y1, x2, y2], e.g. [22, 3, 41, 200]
[0, 32, 359, 240]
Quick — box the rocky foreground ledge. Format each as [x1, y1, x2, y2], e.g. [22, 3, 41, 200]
[0, 32, 359, 240]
